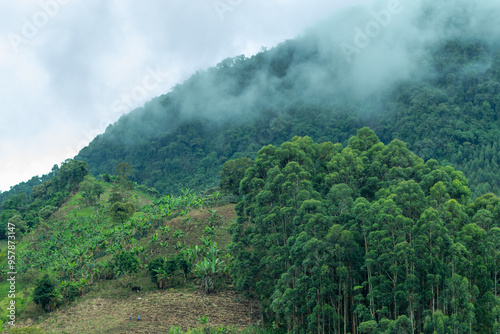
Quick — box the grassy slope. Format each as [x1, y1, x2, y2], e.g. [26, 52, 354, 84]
[1, 184, 256, 333]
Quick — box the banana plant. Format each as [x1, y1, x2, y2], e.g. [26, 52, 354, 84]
[194, 256, 225, 294]
[188, 245, 202, 263]
[203, 225, 216, 237]
[49, 288, 64, 312]
[174, 241, 186, 251]
[200, 236, 213, 248]
[78, 277, 89, 296]
[151, 233, 158, 243]
[173, 229, 185, 239]
[161, 225, 172, 234]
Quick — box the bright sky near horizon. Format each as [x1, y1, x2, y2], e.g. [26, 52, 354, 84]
[0, 0, 363, 192]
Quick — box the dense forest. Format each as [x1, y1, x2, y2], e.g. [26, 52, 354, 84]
[74, 37, 500, 199]
[228, 128, 500, 333]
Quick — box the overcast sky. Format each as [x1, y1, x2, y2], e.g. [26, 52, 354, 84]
[0, 0, 366, 192]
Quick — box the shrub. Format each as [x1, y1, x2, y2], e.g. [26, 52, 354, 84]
[113, 251, 140, 274]
[38, 205, 58, 220]
[32, 274, 56, 311]
[109, 202, 135, 223]
[148, 256, 165, 284]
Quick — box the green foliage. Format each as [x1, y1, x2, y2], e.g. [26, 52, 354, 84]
[207, 209, 222, 227]
[38, 205, 58, 220]
[102, 172, 112, 183]
[113, 251, 140, 274]
[148, 253, 192, 289]
[220, 157, 254, 196]
[109, 202, 135, 223]
[115, 162, 134, 190]
[0, 159, 89, 239]
[32, 273, 57, 311]
[0, 166, 57, 212]
[358, 320, 378, 333]
[79, 175, 105, 206]
[192, 241, 228, 294]
[148, 256, 165, 284]
[204, 225, 216, 237]
[194, 257, 224, 294]
[229, 129, 500, 333]
[197, 315, 209, 325]
[73, 38, 500, 202]
[57, 159, 89, 192]
[108, 186, 125, 204]
[8, 214, 27, 236]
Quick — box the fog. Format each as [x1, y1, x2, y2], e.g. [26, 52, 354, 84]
[113, 0, 500, 133]
[0, 0, 356, 191]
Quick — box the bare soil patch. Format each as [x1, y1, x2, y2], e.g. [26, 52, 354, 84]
[16, 289, 257, 333]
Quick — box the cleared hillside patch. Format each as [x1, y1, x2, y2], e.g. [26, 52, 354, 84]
[14, 289, 256, 333]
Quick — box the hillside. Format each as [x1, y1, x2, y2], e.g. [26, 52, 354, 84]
[2, 129, 500, 333]
[0, 174, 259, 333]
[3, 0, 500, 333]
[74, 1, 500, 199]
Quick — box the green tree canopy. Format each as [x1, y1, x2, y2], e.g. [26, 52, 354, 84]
[229, 128, 499, 333]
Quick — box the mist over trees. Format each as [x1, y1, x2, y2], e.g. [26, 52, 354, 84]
[69, 0, 500, 198]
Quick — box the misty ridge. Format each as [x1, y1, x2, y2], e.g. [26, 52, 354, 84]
[99, 0, 500, 135]
[76, 0, 500, 195]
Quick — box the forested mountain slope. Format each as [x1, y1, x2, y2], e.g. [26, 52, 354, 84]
[75, 0, 500, 198]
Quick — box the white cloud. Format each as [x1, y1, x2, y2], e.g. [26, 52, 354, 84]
[0, 0, 356, 191]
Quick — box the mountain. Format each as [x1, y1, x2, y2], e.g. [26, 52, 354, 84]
[4, 0, 500, 332]
[75, 0, 500, 199]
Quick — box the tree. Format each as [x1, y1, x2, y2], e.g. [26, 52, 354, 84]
[109, 202, 135, 223]
[108, 186, 125, 204]
[358, 320, 378, 333]
[33, 274, 57, 311]
[229, 131, 493, 333]
[102, 172, 112, 183]
[424, 310, 449, 334]
[80, 176, 104, 206]
[220, 157, 254, 196]
[57, 159, 89, 192]
[39, 205, 58, 220]
[113, 251, 140, 274]
[115, 162, 134, 190]
[8, 215, 27, 237]
[148, 256, 165, 285]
